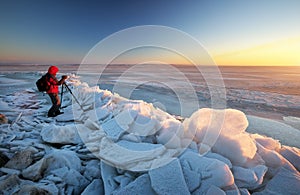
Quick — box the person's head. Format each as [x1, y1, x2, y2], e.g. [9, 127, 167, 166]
[48, 66, 59, 75]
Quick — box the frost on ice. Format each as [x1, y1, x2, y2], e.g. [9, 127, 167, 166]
[0, 74, 300, 194]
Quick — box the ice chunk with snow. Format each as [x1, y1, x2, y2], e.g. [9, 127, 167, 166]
[184, 108, 249, 154]
[83, 160, 101, 181]
[149, 159, 189, 195]
[206, 185, 226, 195]
[95, 107, 110, 121]
[253, 167, 300, 195]
[101, 118, 128, 141]
[4, 148, 34, 170]
[256, 143, 291, 171]
[179, 150, 234, 193]
[84, 108, 110, 124]
[279, 146, 300, 171]
[247, 115, 300, 148]
[52, 168, 89, 194]
[113, 175, 133, 188]
[232, 165, 267, 189]
[55, 107, 83, 122]
[101, 161, 118, 195]
[205, 152, 232, 168]
[29, 182, 59, 195]
[158, 119, 184, 138]
[180, 158, 201, 192]
[0, 99, 11, 112]
[41, 124, 82, 144]
[182, 109, 257, 165]
[121, 133, 141, 143]
[0, 174, 58, 194]
[22, 158, 47, 181]
[16, 185, 51, 194]
[157, 134, 181, 149]
[128, 114, 158, 136]
[251, 134, 281, 151]
[156, 119, 184, 149]
[0, 167, 21, 175]
[101, 109, 137, 141]
[185, 108, 248, 139]
[99, 137, 172, 171]
[22, 150, 82, 181]
[112, 101, 163, 137]
[117, 140, 162, 151]
[113, 174, 155, 195]
[0, 174, 21, 194]
[212, 133, 257, 165]
[226, 188, 250, 195]
[84, 118, 100, 130]
[82, 179, 104, 195]
[46, 150, 82, 172]
[94, 91, 105, 106]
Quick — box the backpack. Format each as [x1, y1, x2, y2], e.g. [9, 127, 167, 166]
[36, 74, 50, 92]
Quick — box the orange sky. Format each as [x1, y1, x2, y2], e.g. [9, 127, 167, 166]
[213, 36, 300, 66]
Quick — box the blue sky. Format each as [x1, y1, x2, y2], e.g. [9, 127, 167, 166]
[0, 0, 300, 65]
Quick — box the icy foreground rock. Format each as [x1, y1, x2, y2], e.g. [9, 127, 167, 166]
[0, 75, 300, 194]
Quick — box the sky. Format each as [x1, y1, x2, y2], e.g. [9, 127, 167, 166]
[0, 0, 300, 66]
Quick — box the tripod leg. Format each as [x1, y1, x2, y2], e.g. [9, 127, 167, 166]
[63, 83, 84, 110]
[60, 84, 64, 109]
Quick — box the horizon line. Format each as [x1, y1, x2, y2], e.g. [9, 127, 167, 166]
[0, 63, 299, 67]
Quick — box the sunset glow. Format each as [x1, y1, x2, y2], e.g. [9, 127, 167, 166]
[214, 36, 300, 66]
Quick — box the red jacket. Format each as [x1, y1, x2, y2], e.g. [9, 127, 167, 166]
[46, 74, 60, 94]
[46, 66, 60, 94]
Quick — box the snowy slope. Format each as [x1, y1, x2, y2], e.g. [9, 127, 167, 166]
[0, 74, 299, 194]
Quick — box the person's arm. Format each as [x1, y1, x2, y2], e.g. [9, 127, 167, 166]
[57, 75, 68, 85]
[48, 74, 67, 85]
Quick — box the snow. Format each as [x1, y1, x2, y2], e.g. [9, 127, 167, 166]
[101, 117, 130, 141]
[157, 119, 184, 149]
[0, 72, 300, 194]
[100, 161, 118, 194]
[41, 124, 82, 144]
[179, 150, 235, 194]
[149, 159, 190, 195]
[205, 152, 233, 168]
[112, 174, 155, 195]
[81, 179, 104, 195]
[183, 108, 250, 155]
[232, 165, 267, 189]
[183, 108, 257, 165]
[279, 146, 300, 171]
[253, 167, 300, 195]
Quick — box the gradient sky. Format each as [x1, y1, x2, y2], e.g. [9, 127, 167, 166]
[0, 0, 299, 66]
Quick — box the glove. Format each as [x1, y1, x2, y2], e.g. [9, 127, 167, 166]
[62, 75, 68, 80]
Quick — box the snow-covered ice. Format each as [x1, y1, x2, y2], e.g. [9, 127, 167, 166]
[0, 72, 299, 194]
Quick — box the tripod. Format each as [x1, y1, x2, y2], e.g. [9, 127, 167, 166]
[60, 82, 84, 110]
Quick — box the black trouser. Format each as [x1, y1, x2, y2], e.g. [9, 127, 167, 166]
[48, 93, 61, 117]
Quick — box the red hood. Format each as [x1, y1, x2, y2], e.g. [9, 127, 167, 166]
[48, 66, 59, 75]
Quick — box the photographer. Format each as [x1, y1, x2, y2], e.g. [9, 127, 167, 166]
[45, 66, 67, 117]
